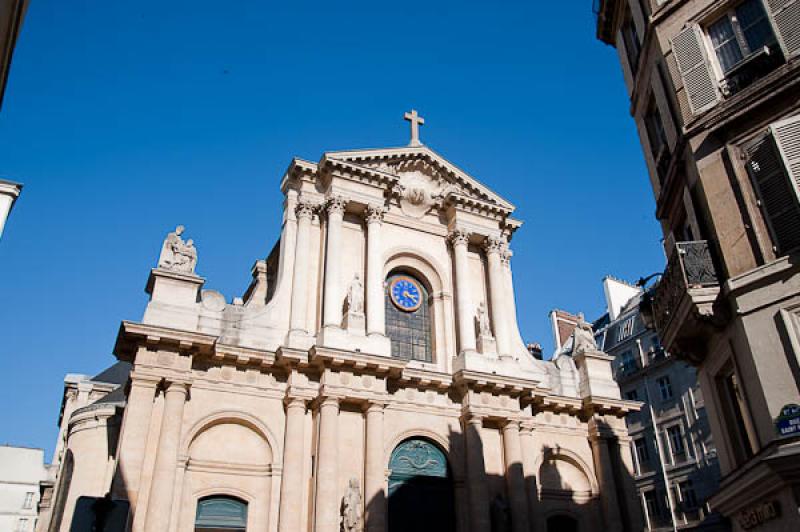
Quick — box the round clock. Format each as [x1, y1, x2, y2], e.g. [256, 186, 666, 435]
[389, 276, 423, 312]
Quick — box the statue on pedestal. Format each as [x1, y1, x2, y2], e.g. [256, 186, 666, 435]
[341, 478, 363, 532]
[572, 312, 597, 354]
[347, 274, 364, 314]
[158, 225, 198, 274]
[477, 302, 492, 337]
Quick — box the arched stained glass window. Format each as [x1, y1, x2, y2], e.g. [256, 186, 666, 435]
[195, 496, 247, 531]
[385, 273, 432, 362]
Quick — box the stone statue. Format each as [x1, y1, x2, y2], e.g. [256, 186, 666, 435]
[341, 478, 363, 532]
[347, 274, 364, 314]
[490, 493, 511, 532]
[477, 302, 492, 337]
[572, 312, 597, 353]
[158, 225, 198, 273]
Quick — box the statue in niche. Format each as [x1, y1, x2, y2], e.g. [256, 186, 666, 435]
[347, 274, 364, 314]
[158, 225, 198, 273]
[490, 493, 511, 532]
[572, 312, 597, 353]
[341, 478, 363, 532]
[477, 302, 492, 337]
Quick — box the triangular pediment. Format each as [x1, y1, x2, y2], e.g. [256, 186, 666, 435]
[324, 145, 515, 213]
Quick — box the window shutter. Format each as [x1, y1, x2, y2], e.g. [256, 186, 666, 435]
[764, 0, 800, 58]
[746, 115, 800, 254]
[671, 25, 720, 115]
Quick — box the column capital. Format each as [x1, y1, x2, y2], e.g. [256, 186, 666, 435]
[324, 194, 348, 216]
[501, 247, 512, 266]
[163, 379, 191, 395]
[317, 394, 342, 409]
[501, 419, 521, 433]
[129, 372, 162, 389]
[448, 227, 471, 247]
[365, 400, 387, 414]
[295, 198, 317, 220]
[461, 409, 484, 426]
[483, 235, 506, 255]
[365, 204, 386, 225]
[519, 420, 535, 434]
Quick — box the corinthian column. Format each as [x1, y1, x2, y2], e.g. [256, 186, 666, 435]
[449, 228, 476, 354]
[290, 199, 315, 333]
[277, 395, 308, 532]
[143, 380, 189, 532]
[502, 420, 530, 532]
[365, 205, 386, 337]
[323, 196, 347, 329]
[314, 396, 340, 532]
[485, 236, 511, 356]
[364, 402, 386, 532]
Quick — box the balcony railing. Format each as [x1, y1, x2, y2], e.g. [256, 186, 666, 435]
[653, 241, 719, 337]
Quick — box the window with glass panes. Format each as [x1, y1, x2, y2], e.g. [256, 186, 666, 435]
[707, 0, 777, 74]
[658, 376, 673, 400]
[385, 273, 432, 362]
[668, 425, 686, 459]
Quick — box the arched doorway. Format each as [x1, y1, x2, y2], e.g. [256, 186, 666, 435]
[195, 496, 248, 531]
[547, 514, 579, 532]
[388, 438, 454, 532]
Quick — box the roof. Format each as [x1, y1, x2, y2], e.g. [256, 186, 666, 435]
[91, 361, 132, 385]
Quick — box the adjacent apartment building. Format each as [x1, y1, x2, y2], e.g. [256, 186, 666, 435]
[0, 446, 51, 532]
[594, 0, 800, 530]
[594, 277, 724, 530]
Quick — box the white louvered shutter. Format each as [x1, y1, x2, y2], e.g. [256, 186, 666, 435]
[764, 0, 800, 58]
[671, 26, 720, 115]
[746, 115, 800, 254]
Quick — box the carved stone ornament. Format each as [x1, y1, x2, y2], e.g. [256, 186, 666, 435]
[295, 199, 316, 220]
[448, 228, 471, 247]
[340, 478, 363, 532]
[158, 225, 198, 274]
[325, 195, 348, 216]
[483, 235, 505, 254]
[383, 159, 457, 219]
[365, 204, 385, 224]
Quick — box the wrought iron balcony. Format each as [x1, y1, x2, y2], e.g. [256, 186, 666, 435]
[649, 241, 721, 363]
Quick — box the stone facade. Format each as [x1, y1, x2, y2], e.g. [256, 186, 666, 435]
[595, 1, 800, 530]
[42, 125, 642, 532]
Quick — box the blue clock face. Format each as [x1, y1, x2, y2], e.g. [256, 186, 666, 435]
[390, 277, 423, 312]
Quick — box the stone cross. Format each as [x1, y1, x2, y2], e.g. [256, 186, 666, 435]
[404, 109, 425, 147]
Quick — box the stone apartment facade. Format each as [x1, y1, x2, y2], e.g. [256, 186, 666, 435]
[594, 277, 724, 531]
[0, 446, 51, 532]
[595, 0, 800, 530]
[39, 117, 644, 532]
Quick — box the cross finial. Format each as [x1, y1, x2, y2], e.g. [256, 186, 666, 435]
[403, 109, 425, 147]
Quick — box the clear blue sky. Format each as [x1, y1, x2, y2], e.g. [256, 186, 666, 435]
[0, 0, 664, 457]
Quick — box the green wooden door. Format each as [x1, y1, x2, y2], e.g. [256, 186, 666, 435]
[388, 439, 454, 532]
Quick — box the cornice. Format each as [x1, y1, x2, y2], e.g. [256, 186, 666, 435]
[308, 345, 407, 376]
[114, 321, 218, 362]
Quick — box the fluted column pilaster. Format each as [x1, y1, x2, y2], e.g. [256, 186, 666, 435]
[502, 420, 530, 532]
[314, 396, 341, 532]
[323, 196, 347, 329]
[290, 200, 315, 333]
[485, 236, 511, 355]
[449, 228, 476, 354]
[364, 402, 386, 532]
[143, 380, 189, 532]
[365, 205, 386, 337]
[277, 395, 308, 532]
[464, 413, 490, 532]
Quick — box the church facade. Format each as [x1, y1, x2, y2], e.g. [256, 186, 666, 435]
[43, 115, 642, 532]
